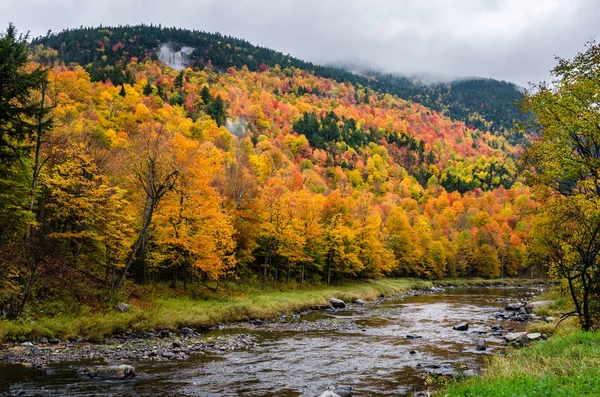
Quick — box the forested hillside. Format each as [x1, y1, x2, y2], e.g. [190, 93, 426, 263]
[33, 25, 525, 141]
[0, 24, 543, 319]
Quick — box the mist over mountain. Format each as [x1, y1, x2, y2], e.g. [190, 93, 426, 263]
[33, 25, 526, 143]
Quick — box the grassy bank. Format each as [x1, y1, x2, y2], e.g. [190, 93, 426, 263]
[438, 286, 600, 397]
[0, 278, 539, 344]
[439, 331, 600, 397]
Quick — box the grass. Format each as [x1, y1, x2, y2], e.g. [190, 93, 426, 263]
[0, 277, 540, 343]
[525, 287, 580, 337]
[439, 331, 600, 397]
[439, 285, 600, 397]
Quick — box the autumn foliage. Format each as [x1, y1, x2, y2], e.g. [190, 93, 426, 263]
[0, 29, 544, 318]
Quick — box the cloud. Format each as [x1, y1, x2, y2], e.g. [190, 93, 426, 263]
[1, 0, 598, 86]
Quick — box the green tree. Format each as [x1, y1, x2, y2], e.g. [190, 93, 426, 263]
[522, 41, 600, 330]
[206, 95, 227, 127]
[0, 24, 49, 163]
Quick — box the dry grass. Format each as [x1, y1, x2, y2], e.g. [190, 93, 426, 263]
[0, 277, 543, 343]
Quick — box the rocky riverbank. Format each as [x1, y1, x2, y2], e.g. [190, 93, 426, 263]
[1, 331, 259, 372]
[1, 283, 550, 388]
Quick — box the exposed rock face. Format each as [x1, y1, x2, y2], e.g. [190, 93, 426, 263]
[329, 298, 346, 309]
[158, 44, 194, 71]
[79, 364, 136, 379]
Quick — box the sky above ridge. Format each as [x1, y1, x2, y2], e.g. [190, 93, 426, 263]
[2, 0, 599, 86]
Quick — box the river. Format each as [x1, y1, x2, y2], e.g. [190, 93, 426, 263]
[0, 286, 543, 396]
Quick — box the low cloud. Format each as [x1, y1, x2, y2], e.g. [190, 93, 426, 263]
[2, 0, 598, 86]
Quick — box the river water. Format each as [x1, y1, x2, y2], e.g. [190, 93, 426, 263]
[0, 286, 541, 396]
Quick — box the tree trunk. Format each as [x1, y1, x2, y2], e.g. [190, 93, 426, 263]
[327, 251, 332, 286]
[171, 270, 177, 288]
[113, 196, 157, 291]
[29, 81, 48, 213]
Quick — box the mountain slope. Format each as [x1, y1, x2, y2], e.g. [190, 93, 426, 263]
[33, 25, 525, 140]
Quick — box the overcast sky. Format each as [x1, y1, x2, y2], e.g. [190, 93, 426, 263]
[2, 0, 599, 86]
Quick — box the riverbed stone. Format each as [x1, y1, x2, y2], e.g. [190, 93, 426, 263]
[462, 369, 478, 377]
[159, 330, 171, 338]
[506, 302, 525, 311]
[48, 338, 59, 345]
[425, 364, 458, 377]
[329, 298, 346, 309]
[475, 339, 486, 351]
[353, 299, 366, 305]
[406, 334, 422, 339]
[333, 386, 353, 397]
[452, 323, 469, 331]
[504, 332, 530, 347]
[319, 391, 341, 397]
[526, 333, 542, 341]
[525, 300, 555, 313]
[79, 364, 136, 379]
[180, 327, 194, 336]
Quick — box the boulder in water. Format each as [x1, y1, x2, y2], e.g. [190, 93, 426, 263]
[180, 327, 194, 336]
[452, 323, 469, 331]
[506, 302, 525, 311]
[319, 392, 341, 397]
[329, 298, 346, 309]
[79, 364, 136, 379]
[526, 300, 555, 313]
[333, 386, 353, 397]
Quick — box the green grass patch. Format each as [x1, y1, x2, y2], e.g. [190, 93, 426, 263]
[0, 277, 541, 343]
[439, 331, 600, 397]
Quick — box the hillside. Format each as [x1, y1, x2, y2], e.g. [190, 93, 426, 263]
[32, 25, 525, 141]
[0, 24, 543, 321]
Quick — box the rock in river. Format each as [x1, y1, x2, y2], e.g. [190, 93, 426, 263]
[406, 334, 422, 339]
[452, 323, 469, 331]
[527, 333, 542, 341]
[475, 339, 486, 351]
[329, 298, 346, 309]
[506, 302, 525, 311]
[319, 386, 353, 397]
[526, 300, 555, 312]
[78, 365, 136, 380]
[319, 392, 341, 397]
[333, 386, 353, 397]
[180, 327, 194, 336]
[504, 332, 530, 347]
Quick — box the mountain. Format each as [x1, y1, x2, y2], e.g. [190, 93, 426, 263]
[0, 23, 545, 323]
[32, 25, 525, 142]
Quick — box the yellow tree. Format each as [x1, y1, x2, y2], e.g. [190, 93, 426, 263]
[152, 138, 236, 289]
[115, 122, 198, 288]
